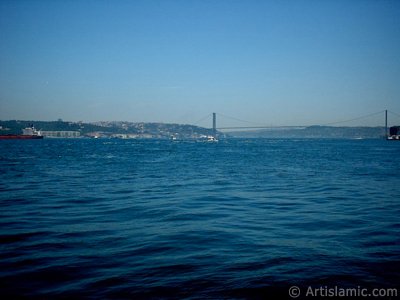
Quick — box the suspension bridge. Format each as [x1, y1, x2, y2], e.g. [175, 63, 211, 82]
[193, 110, 400, 138]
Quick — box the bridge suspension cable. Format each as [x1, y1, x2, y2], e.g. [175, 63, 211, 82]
[192, 113, 213, 126]
[216, 112, 267, 127]
[319, 110, 386, 126]
[215, 110, 392, 130]
[388, 110, 400, 119]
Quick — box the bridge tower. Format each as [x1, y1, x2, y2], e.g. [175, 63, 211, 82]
[213, 113, 217, 137]
[385, 109, 388, 137]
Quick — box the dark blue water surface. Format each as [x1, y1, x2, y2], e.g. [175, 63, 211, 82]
[1, 139, 399, 299]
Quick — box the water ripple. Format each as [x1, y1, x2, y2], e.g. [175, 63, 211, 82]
[1, 139, 399, 298]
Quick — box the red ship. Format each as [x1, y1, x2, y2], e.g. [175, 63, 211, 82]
[0, 125, 43, 139]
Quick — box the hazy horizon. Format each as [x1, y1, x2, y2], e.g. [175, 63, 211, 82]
[1, 0, 399, 127]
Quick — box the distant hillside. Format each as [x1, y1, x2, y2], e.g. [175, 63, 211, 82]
[0, 120, 215, 139]
[228, 126, 386, 139]
[1, 120, 388, 139]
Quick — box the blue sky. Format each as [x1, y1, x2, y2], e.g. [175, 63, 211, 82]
[0, 0, 399, 127]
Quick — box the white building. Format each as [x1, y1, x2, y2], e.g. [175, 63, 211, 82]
[41, 131, 80, 138]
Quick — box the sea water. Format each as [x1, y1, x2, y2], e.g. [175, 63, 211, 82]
[1, 139, 399, 299]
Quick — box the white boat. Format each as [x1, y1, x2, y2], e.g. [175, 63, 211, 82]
[207, 135, 218, 142]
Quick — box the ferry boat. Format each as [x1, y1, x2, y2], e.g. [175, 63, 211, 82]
[0, 125, 43, 140]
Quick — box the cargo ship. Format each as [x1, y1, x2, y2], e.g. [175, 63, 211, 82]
[387, 126, 400, 140]
[0, 125, 43, 139]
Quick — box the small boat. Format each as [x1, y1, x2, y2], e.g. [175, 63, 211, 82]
[206, 135, 218, 142]
[0, 125, 43, 140]
[197, 135, 218, 142]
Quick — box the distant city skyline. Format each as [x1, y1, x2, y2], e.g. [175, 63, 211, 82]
[1, 0, 399, 127]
